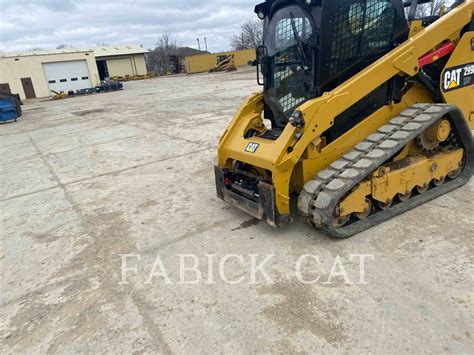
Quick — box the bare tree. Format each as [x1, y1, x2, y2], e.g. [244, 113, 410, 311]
[414, 0, 450, 17]
[231, 19, 263, 50]
[146, 33, 180, 73]
[56, 44, 71, 49]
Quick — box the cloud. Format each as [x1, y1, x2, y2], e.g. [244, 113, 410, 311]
[0, 0, 258, 52]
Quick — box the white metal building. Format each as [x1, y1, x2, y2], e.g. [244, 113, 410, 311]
[0, 45, 148, 100]
[0, 49, 99, 99]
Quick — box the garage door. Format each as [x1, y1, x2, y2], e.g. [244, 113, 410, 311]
[106, 58, 134, 77]
[43, 60, 92, 94]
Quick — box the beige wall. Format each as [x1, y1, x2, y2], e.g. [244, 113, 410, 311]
[0, 51, 100, 100]
[185, 48, 256, 74]
[102, 54, 147, 77]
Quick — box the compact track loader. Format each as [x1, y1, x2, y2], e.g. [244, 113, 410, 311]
[210, 54, 238, 72]
[215, 0, 474, 238]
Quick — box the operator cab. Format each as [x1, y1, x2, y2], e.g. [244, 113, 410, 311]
[255, 0, 409, 137]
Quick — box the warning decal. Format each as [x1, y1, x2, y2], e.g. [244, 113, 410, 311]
[442, 63, 474, 92]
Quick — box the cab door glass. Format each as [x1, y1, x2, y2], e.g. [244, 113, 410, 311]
[264, 5, 314, 124]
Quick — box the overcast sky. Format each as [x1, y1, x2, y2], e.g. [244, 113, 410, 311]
[0, 0, 258, 53]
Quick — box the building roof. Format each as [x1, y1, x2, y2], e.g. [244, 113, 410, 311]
[85, 44, 148, 58]
[0, 44, 148, 59]
[0, 48, 92, 59]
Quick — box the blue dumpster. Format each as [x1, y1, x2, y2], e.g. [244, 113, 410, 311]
[0, 98, 17, 123]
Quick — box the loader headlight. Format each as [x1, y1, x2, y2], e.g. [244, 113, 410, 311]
[289, 110, 305, 129]
[257, 11, 265, 20]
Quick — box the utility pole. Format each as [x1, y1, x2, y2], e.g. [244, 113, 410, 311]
[197, 38, 201, 51]
[204, 37, 208, 51]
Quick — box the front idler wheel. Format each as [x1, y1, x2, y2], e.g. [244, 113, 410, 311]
[332, 204, 350, 228]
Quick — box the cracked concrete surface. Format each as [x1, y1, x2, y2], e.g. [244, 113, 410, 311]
[1, 69, 473, 353]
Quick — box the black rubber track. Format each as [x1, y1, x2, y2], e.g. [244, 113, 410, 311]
[298, 104, 474, 238]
